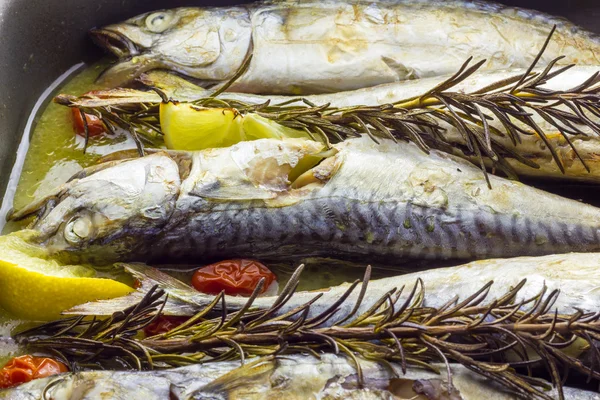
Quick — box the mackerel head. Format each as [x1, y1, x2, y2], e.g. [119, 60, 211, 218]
[91, 7, 252, 88]
[12, 137, 600, 264]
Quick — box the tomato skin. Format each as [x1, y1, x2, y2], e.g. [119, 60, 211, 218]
[191, 259, 276, 296]
[71, 107, 106, 137]
[143, 315, 188, 337]
[0, 356, 68, 389]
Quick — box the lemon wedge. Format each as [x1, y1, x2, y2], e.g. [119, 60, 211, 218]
[160, 102, 313, 151]
[161, 103, 244, 150]
[0, 231, 133, 321]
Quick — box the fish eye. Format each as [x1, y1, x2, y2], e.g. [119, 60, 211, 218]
[145, 11, 174, 33]
[64, 214, 95, 245]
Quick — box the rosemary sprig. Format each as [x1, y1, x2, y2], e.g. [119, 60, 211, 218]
[16, 267, 600, 400]
[55, 28, 600, 186]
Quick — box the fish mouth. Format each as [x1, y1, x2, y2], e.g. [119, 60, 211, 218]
[90, 28, 140, 59]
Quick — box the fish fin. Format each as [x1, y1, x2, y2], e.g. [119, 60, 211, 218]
[190, 182, 277, 200]
[388, 378, 463, 400]
[55, 88, 162, 108]
[124, 263, 193, 291]
[381, 56, 416, 80]
[63, 289, 197, 316]
[138, 70, 210, 101]
[139, 70, 182, 89]
[190, 171, 277, 200]
[63, 290, 148, 316]
[8, 184, 73, 222]
[123, 263, 216, 306]
[63, 263, 199, 316]
[175, 357, 276, 399]
[95, 54, 159, 87]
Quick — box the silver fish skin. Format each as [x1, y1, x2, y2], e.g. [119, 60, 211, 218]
[14, 137, 600, 264]
[67, 253, 600, 322]
[92, 0, 600, 93]
[1, 354, 596, 400]
[68, 66, 600, 183]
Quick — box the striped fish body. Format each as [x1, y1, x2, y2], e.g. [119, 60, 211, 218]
[22, 137, 600, 264]
[155, 138, 600, 262]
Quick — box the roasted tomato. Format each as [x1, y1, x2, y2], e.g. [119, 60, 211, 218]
[0, 355, 68, 389]
[191, 259, 277, 296]
[71, 107, 106, 137]
[143, 315, 188, 337]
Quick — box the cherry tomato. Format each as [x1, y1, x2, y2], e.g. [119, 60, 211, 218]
[0, 355, 68, 389]
[70, 107, 106, 137]
[191, 259, 276, 296]
[143, 315, 188, 337]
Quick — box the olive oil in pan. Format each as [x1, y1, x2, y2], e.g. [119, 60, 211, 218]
[0, 62, 123, 362]
[2, 61, 134, 234]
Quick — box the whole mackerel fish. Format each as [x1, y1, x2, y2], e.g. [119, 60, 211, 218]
[68, 253, 600, 319]
[64, 65, 600, 183]
[2, 354, 595, 400]
[91, 0, 600, 93]
[13, 137, 600, 265]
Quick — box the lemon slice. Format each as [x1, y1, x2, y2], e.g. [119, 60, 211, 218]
[0, 231, 133, 321]
[160, 102, 313, 151]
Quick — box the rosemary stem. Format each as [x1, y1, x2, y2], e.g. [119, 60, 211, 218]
[140, 320, 600, 354]
[394, 97, 441, 109]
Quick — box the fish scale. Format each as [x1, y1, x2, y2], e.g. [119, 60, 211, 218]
[15, 137, 600, 264]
